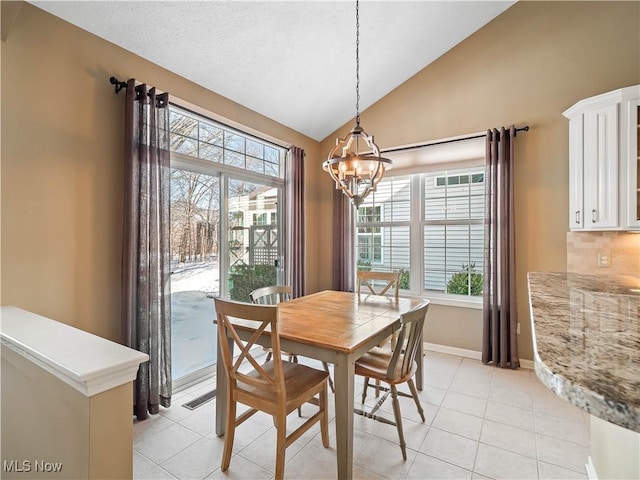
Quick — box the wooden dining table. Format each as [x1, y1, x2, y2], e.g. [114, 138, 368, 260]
[215, 290, 425, 480]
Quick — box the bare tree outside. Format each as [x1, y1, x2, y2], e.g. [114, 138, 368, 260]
[170, 170, 219, 266]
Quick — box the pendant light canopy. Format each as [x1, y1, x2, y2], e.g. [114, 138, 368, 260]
[323, 0, 391, 208]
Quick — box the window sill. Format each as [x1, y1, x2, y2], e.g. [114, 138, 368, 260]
[402, 293, 483, 310]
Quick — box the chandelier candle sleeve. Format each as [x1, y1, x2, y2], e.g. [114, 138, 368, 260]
[323, 0, 392, 208]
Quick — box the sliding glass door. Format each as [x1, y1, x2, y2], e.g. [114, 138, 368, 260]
[169, 169, 284, 388]
[168, 104, 286, 390]
[170, 169, 220, 385]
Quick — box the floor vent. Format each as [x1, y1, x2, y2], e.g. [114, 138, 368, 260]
[182, 389, 216, 410]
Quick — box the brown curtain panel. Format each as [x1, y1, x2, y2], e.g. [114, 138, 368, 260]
[332, 189, 355, 292]
[285, 146, 305, 298]
[482, 126, 519, 368]
[121, 79, 172, 419]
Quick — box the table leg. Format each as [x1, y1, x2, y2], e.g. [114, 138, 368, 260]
[215, 335, 232, 437]
[333, 353, 355, 480]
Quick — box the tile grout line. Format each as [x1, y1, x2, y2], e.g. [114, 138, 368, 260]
[133, 448, 180, 479]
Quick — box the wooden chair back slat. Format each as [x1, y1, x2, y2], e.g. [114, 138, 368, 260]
[228, 321, 275, 387]
[215, 297, 284, 396]
[357, 271, 400, 300]
[385, 301, 429, 380]
[250, 285, 293, 305]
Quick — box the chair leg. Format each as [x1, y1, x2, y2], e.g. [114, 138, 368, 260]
[274, 408, 287, 480]
[407, 378, 425, 422]
[375, 379, 381, 398]
[320, 384, 330, 448]
[322, 362, 334, 393]
[390, 331, 398, 351]
[361, 377, 370, 403]
[288, 358, 302, 417]
[390, 385, 407, 461]
[221, 400, 236, 471]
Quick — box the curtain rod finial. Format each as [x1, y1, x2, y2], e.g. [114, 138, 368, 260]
[110, 76, 127, 94]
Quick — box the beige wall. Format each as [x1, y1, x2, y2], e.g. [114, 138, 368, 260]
[423, 304, 482, 352]
[89, 384, 133, 479]
[2, 2, 639, 360]
[1, 2, 320, 341]
[1, 347, 90, 479]
[1, 347, 134, 479]
[319, 1, 640, 361]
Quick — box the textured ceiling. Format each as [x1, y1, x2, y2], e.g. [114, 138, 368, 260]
[30, 1, 516, 141]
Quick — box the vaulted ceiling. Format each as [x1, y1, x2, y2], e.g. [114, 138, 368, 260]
[31, 1, 516, 141]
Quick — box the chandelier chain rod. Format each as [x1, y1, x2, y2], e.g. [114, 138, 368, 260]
[355, 0, 360, 126]
[323, 0, 391, 209]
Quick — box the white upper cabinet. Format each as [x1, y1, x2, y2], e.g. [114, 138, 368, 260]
[563, 85, 640, 231]
[623, 97, 640, 229]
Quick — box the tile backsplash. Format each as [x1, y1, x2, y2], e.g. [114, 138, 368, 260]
[567, 231, 640, 277]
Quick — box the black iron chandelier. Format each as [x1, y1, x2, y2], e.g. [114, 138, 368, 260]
[323, 0, 391, 208]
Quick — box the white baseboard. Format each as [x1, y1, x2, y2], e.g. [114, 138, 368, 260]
[585, 456, 598, 480]
[424, 342, 534, 370]
[424, 343, 481, 360]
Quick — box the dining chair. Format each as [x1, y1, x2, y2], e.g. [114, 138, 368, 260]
[356, 270, 402, 397]
[214, 297, 330, 480]
[250, 285, 296, 363]
[354, 300, 430, 460]
[250, 285, 335, 393]
[357, 270, 400, 300]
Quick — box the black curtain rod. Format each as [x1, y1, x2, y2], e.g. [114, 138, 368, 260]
[110, 76, 128, 94]
[382, 126, 530, 155]
[110, 76, 168, 106]
[109, 75, 296, 154]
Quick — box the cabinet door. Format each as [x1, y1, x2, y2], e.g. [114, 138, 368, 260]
[568, 116, 584, 229]
[583, 103, 618, 229]
[624, 98, 640, 229]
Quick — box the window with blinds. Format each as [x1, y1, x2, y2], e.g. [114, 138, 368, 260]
[356, 177, 411, 284]
[424, 168, 485, 296]
[355, 166, 485, 300]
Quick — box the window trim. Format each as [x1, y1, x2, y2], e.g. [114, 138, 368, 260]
[168, 104, 285, 180]
[170, 101, 287, 152]
[355, 164, 485, 305]
[423, 166, 484, 301]
[409, 292, 483, 309]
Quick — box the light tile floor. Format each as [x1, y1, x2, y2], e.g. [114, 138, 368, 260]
[133, 351, 590, 480]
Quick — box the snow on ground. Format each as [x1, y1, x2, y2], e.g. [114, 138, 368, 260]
[171, 260, 219, 295]
[170, 261, 220, 379]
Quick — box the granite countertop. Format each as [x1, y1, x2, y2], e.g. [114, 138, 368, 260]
[528, 272, 640, 433]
